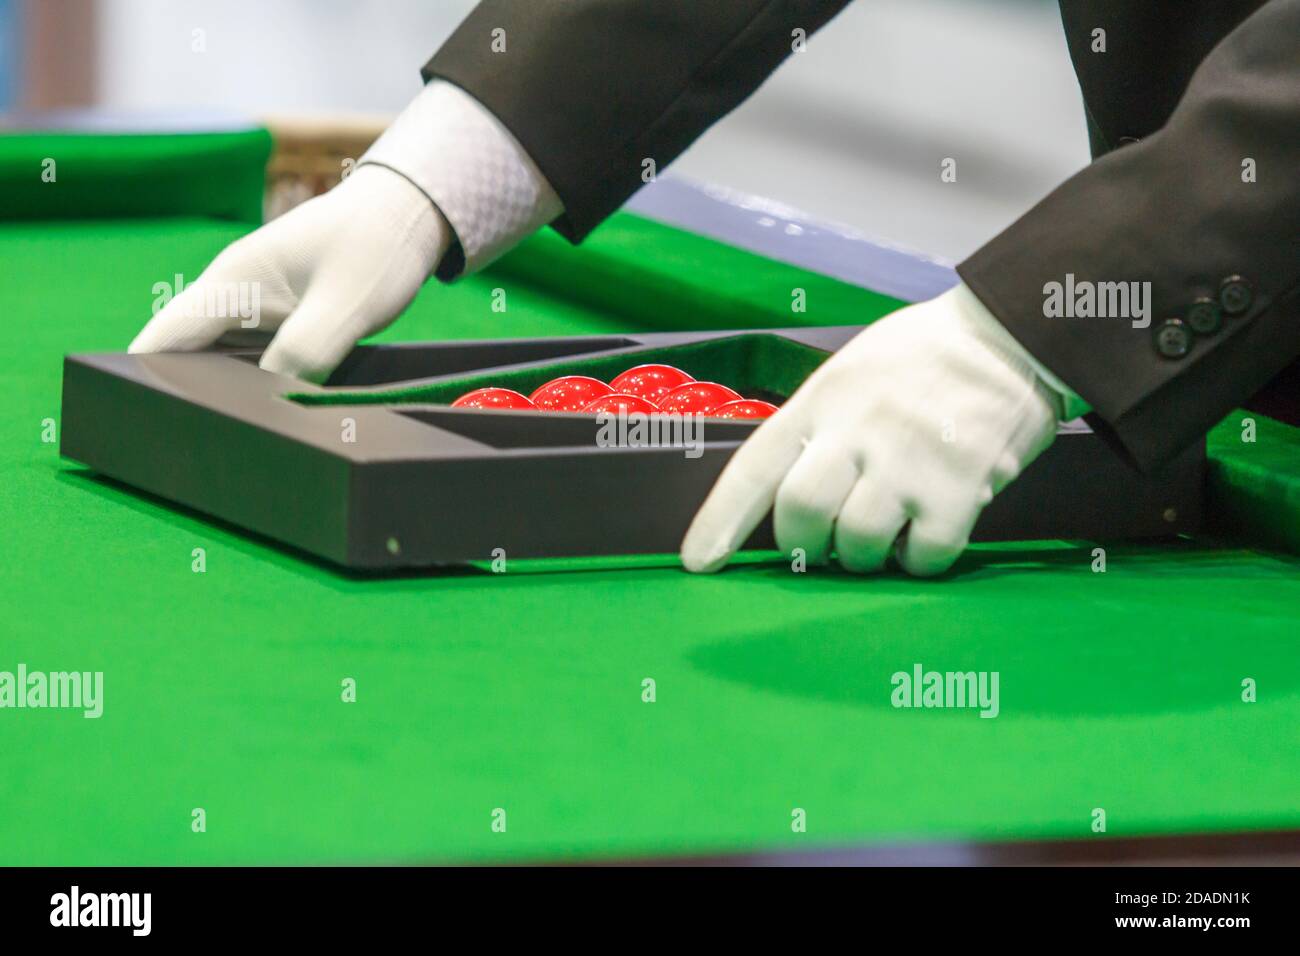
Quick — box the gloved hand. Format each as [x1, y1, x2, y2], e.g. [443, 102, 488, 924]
[130, 80, 562, 381]
[130, 164, 451, 381]
[681, 283, 1069, 576]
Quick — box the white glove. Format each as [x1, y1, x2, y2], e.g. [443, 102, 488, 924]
[130, 81, 561, 381]
[130, 164, 450, 380]
[681, 284, 1070, 576]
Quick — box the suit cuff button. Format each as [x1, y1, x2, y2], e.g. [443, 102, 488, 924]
[1186, 297, 1222, 335]
[1154, 318, 1192, 359]
[1219, 275, 1253, 316]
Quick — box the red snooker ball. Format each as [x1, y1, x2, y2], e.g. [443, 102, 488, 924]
[529, 375, 613, 412]
[582, 393, 660, 416]
[608, 364, 694, 404]
[711, 399, 779, 420]
[657, 381, 742, 415]
[450, 387, 536, 410]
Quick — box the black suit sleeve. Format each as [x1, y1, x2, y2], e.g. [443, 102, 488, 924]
[958, 0, 1300, 471]
[424, 0, 852, 241]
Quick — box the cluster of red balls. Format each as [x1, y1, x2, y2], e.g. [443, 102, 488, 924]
[450, 364, 779, 420]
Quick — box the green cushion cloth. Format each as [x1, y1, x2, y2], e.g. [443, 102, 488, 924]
[0, 130, 272, 224]
[1208, 411, 1300, 554]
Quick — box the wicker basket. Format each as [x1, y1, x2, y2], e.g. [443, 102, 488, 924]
[261, 114, 392, 220]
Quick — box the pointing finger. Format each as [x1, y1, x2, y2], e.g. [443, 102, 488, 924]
[680, 409, 807, 573]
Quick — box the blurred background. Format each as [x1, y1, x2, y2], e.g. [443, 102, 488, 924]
[0, 0, 1092, 262]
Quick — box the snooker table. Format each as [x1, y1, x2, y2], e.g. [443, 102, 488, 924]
[2, 124, 1299, 867]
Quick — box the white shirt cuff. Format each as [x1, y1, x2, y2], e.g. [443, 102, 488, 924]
[360, 79, 563, 279]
